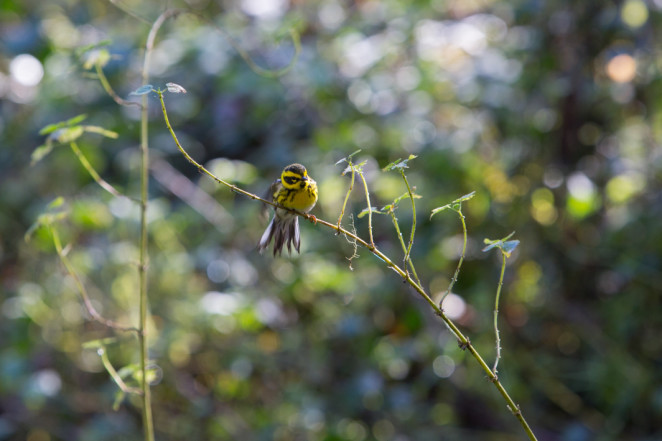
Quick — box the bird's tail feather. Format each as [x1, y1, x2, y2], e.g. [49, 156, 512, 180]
[258, 214, 300, 256]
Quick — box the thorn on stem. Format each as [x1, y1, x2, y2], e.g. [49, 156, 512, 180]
[458, 338, 471, 351]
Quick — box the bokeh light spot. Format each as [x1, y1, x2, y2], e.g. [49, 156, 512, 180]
[606, 54, 637, 83]
[442, 293, 466, 320]
[10, 54, 44, 87]
[621, 0, 648, 28]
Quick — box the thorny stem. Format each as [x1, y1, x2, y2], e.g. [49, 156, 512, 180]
[493, 251, 507, 374]
[440, 209, 468, 307]
[94, 62, 142, 108]
[388, 210, 422, 287]
[50, 228, 139, 333]
[159, 93, 538, 441]
[400, 171, 416, 269]
[337, 164, 356, 232]
[137, 9, 183, 441]
[357, 170, 375, 248]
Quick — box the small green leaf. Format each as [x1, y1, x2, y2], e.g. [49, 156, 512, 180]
[38, 124, 61, 136]
[165, 82, 187, 94]
[117, 363, 140, 379]
[82, 125, 119, 139]
[30, 141, 54, 165]
[83, 48, 111, 70]
[48, 197, 66, 209]
[65, 114, 88, 127]
[482, 232, 518, 256]
[75, 40, 112, 56]
[130, 85, 154, 95]
[501, 240, 520, 256]
[56, 126, 84, 143]
[430, 191, 477, 219]
[382, 155, 418, 172]
[430, 204, 452, 218]
[357, 207, 384, 218]
[82, 337, 118, 349]
[112, 389, 126, 411]
[456, 191, 476, 202]
[24, 197, 69, 242]
[335, 149, 362, 165]
[38, 114, 87, 135]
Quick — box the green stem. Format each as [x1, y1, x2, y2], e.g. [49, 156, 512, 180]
[440, 209, 468, 307]
[493, 251, 507, 374]
[137, 10, 183, 441]
[50, 227, 138, 333]
[389, 210, 422, 287]
[94, 62, 142, 108]
[69, 141, 130, 199]
[337, 164, 356, 231]
[357, 170, 375, 248]
[400, 170, 416, 266]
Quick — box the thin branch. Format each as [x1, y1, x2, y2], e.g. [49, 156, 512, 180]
[137, 10, 185, 441]
[337, 164, 356, 232]
[400, 171, 416, 268]
[50, 227, 139, 333]
[388, 209, 422, 287]
[69, 141, 136, 200]
[98, 347, 143, 395]
[493, 251, 507, 374]
[440, 209, 468, 308]
[357, 170, 375, 248]
[94, 62, 143, 108]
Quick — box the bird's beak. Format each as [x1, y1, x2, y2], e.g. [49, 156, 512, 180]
[301, 175, 309, 181]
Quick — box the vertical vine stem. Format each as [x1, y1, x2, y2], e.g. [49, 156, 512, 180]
[137, 9, 183, 441]
[440, 209, 468, 307]
[357, 170, 375, 248]
[337, 163, 356, 232]
[400, 170, 416, 269]
[158, 93, 538, 441]
[493, 251, 507, 374]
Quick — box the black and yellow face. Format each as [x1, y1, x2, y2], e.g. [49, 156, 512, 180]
[280, 163, 310, 190]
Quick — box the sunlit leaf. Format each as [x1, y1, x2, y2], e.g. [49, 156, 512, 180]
[24, 198, 69, 243]
[501, 240, 520, 256]
[30, 141, 54, 165]
[75, 40, 112, 56]
[83, 125, 119, 139]
[82, 337, 119, 349]
[357, 207, 384, 218]
[83, 49, 111, 70]
[117, 363, 140, 379]
[130, 85, 154, 95]
[483, 232, 518, 256]
[382, 155, 418, 172]
[165, 82, 187, 94]
[56, 126, 85, 144]
[336, 149, 362, 165]
[48, 197, 66, 209]
[38, 114, 87, 135]
[431, 191, 476, 219]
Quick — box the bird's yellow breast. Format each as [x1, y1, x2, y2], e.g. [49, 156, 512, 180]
[276, 179, 318, 212]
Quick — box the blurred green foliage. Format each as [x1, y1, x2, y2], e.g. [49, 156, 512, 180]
[2, 0, 662, 440]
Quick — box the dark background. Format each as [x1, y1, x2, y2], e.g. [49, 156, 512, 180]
[1, 0, 661, 440]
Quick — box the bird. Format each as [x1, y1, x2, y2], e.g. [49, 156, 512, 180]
[258, 163, 318, 256]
